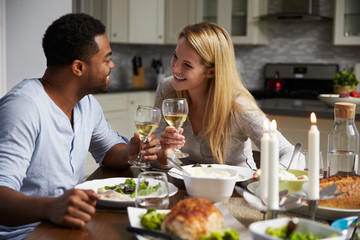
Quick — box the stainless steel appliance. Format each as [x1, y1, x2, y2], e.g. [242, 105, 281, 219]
[254, 63, 339, 99]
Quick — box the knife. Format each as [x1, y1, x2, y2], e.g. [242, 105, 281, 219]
[127, 226, 181, 240]
[132, 56, 138, 75]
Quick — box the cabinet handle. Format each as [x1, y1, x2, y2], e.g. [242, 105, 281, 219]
[158, 35, 162, 39]
[113, 33, 117, 38]
[130, 100, 134, 104]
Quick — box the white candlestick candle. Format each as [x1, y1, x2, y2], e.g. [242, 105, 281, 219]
[268, 120, 279, 210]
[308, 112, 320, 199]
[260, 120, 270, 200]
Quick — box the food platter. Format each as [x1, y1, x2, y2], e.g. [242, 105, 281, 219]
[127, 203, 251, 240]
[167, 164, 254, 182]
[75, 177, 178, 208]
[247, 181, 360, 221]
[318, 94, 360, 107]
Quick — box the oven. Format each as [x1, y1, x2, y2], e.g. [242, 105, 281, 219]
[252, 63, 340, 118]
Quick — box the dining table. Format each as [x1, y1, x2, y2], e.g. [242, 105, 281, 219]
[25, 165, 324, 240]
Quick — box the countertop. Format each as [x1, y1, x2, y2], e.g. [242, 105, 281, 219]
[257, 98, 360, 120]
[101, 87, 360, 120]
[105, 86, 157, 93]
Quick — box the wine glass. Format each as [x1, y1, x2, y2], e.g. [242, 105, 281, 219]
[135, 171, 169, 209]
[162, 98, 189, 158]
[129, 105, 161, 168]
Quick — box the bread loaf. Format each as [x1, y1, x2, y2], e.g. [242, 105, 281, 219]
[318, 176, 360, 209]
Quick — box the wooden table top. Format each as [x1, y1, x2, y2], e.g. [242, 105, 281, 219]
[25, 165, 323, 240]
[25, 166, 211, 240]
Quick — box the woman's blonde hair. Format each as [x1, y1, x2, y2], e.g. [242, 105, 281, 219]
[175, 22, 262, 164]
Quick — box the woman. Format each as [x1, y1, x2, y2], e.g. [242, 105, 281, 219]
[154, 22, 303, 170]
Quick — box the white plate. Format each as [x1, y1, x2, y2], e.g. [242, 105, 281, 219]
[127, 203, 251, 240]
[168, 164, 254, 182]
[247, 181, 360, 221]
[318, 94, 360, 107]
[75, 177, 178, 208]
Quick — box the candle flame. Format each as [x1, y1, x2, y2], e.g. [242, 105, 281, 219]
[270, 120, 277, 131]
[263, 120, 269, 132]
[310, 112, 317, 124]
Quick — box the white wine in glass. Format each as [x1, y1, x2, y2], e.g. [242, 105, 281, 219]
[129, 105, 161, 168]
[162, 98, 189, 158]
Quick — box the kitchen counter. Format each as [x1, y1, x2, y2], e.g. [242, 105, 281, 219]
[257, 98, 360, 120]
[105, 86, 157, 93]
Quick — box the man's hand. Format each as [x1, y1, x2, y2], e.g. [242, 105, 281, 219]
[128, 132, 160, 163]
[45, 189, 99, 228]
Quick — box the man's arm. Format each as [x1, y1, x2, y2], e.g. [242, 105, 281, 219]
[0, 186, 98, 228]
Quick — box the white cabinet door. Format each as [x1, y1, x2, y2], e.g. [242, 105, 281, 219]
[128, 0, 165, 44]
[165, 0, 198, 44]
[333, 0, 360, 45]
[196, 0, 268, 45]
[108, 0, 128, 43]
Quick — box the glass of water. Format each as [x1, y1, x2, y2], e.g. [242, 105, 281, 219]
[135, 171, 169, 209]
[301, 150, 324, 178]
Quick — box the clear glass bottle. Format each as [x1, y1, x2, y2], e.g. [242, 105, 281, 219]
[327, 102, 359, 177]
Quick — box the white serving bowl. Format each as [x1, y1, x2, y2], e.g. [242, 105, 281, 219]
[249, 217, 344, 240]
[318, 94, 360, 107]
[183, 167, 238, 203]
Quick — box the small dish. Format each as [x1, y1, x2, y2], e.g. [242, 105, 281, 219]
[183, 167, 238, 202]
[318, 94, 360, 107]
[249, 217, 344, 240]
[331, 216, 359, 235]
[250, 169, 308, 194]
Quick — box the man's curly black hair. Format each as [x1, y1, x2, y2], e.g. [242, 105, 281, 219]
[42, 13, 106, 68]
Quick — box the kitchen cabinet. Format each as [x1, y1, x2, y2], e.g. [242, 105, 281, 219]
[165, 0, 198, 44]
[333, 0, 360, 45]
[196, 0, 268, 44]
[81, 0, 268, 45]
[110, 0, 196, 44]
[84, 91, 156, 177]
[128, 0, 164, 44]
[83, 0, 164, 44]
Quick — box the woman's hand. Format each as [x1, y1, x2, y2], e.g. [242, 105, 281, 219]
[159, 126, 186, 157]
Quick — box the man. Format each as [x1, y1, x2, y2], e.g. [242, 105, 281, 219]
[0, 13, 159, 239]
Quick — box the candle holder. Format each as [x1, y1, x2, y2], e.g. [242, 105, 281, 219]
[308, 200, 318, 220]
[266, 210, 278, 220]
[242, 190, 303, 220]
[295, 183, 343, 220]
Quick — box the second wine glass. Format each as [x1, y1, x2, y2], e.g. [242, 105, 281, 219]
[162, 98, 189, 159]
[129, 105, 161, 168]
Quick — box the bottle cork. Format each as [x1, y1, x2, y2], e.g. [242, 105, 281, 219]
[334, 102, 356, 119]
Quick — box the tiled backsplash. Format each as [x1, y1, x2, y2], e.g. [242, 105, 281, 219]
[109, 1, 360, 92]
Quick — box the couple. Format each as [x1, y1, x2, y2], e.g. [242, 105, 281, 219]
[0, 13, 301, 239]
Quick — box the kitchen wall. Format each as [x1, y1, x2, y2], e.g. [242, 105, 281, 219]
[5, 0, 72, 91]
[109, 0, 360, 92]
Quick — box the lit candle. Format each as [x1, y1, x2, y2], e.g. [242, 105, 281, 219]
[308, 112, 320, 199]
[260, 120, 270, 200]
[268, 120, 279, 210]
